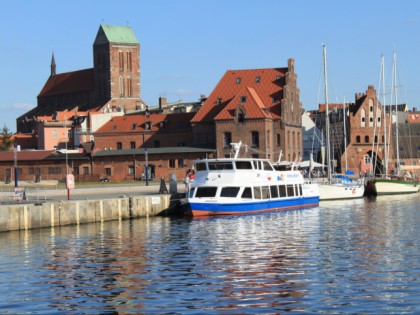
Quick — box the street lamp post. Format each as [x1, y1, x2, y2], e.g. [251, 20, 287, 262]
[13, 143, 18, 188]
[145, 148, 149, 186]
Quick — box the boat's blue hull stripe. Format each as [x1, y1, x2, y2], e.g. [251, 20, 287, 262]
[184, 196, 319, 215]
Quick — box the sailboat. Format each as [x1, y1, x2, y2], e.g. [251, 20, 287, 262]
[368, 52, 420, 195]
[317, 44, 365, 200]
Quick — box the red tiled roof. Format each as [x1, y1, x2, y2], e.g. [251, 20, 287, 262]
[38, 68, 94, 97]
[96, 112, 196, 133]
[214, 86, 272, 120]
[407, 112, 420, 124]
[191, 67, 286, 123]
[0, 150, 55, 162]
[318, 103, 345, 113]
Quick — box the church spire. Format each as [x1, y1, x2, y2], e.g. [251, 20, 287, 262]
[50, 50, 56, 77]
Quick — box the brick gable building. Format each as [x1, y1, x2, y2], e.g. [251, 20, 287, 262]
[191, 59, 302, 162]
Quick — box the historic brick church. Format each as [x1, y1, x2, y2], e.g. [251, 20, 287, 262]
[17, 25, 146, 134]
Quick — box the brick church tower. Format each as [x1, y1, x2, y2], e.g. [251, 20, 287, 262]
[93, 25, 145, 112]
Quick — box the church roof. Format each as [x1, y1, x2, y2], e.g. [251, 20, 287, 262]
[94, 24, 138, 45]
[38, 68, 94, 97]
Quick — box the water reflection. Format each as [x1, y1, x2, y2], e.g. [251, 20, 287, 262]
[0, 194, 419, 313]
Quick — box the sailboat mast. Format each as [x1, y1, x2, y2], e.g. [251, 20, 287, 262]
[393, 51, 400, 173]
[323, 44, 332, 181]
[343, 97, 348, 172]
[381, 54, 389, 176]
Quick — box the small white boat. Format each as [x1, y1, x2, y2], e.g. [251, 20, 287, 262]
[316, 45, 365, 201]
[182, 142, 319, 216]
[366, 177, 419, 195]
[317, 175, 365, 201]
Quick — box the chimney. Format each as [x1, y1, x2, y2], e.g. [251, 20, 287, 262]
[159, 97, 167, 109]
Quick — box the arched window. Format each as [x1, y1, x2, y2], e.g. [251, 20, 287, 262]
[365, 135, 369, 143]
[369, 99, 374, 127]
[223, 132, 231, 148]
[126, 51, 132, 71]
[251, 131, 259, 147]
[119, 76, 125, 96]
[118, 51, 124, 70]
[377, 109, 382, 127]
[127, 77, 132, 97]
[361, 109, 366, 127]
[356, 135, 361, 143]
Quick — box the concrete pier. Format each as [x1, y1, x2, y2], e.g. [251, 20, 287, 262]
[0, 184, 185, 232]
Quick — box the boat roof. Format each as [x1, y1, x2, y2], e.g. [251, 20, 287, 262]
[194, 157, 270, 163]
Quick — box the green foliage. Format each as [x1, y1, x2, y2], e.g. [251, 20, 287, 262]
[0, 125, 13, 151]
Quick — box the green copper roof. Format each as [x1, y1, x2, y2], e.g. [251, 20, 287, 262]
[94, 24, 138, 45]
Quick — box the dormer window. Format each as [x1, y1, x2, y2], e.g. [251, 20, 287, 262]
[236, 77, 241, 84]
[276, 75, 281, 80]
[131, 123, 136, 130]
[256, 76, 261, 83]
[216, 98, 222, 104]
[112, 125, 117, 130]
[240, 96, 247, 103]
[160, 120, 167, 129]
[145, 121, 151, 130]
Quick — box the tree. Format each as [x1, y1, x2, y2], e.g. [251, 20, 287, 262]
[0, 125, 13, 151]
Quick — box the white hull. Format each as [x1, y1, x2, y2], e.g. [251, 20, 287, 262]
[318, 183, 365, 201]
[374, 180, 419, 195]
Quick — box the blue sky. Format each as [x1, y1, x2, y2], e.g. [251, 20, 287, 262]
[1, 0, 420, 132]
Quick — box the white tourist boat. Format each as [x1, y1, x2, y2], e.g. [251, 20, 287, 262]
[181, 142, 319, 216]
[317, 44, 364, 201]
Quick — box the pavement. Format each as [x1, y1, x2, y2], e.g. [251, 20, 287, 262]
[0, 181, 187, 204]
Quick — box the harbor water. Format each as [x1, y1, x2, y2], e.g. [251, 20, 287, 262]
[0, 194, 419, 314]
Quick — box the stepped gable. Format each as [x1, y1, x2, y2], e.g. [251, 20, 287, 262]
[191, 67, 286, 123]
[96, 112, 196, 133]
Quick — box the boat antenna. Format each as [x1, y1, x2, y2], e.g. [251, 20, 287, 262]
[230, 141, 242, 159]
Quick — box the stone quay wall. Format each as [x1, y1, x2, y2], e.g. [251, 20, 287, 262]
[0, 194, 182, 232]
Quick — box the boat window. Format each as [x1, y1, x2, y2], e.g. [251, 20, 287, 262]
[241, 187, 252, 199]
[195, 187, 218, 197]
[287, 185, 294, 197]
[261, 186, 270, 199]
[195, 163, 207, 171]
[188, 187, 196, 198]
[298, 184, 303, 196]
[253, 187, 262, 199]
[279, 185, 287, 197]
[220, 187, 240, 198]
[263, 161, 273, 171]
[208, 162, 233, 170]
[235, 161, 253, 170]
[270, 185, 279, 198]
[253, 160, 260, 170]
